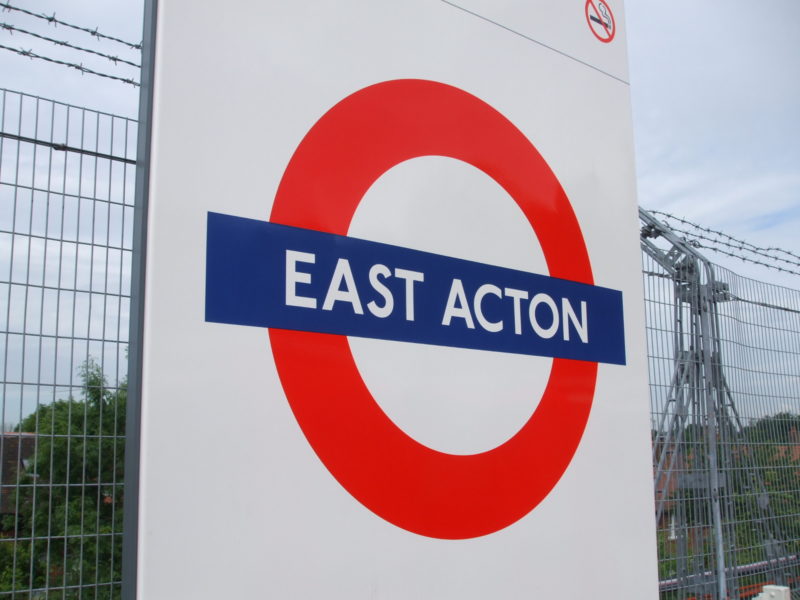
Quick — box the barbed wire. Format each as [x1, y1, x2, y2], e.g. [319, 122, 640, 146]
[663, 222, 800, 270]
[0, 2, 142, 50]
[688, 241, 800, 277]
[651, 210, 800, 276]
[652, 211, 800, 264]
[0, 43, 139, 87]
[1, 22, 140, 68]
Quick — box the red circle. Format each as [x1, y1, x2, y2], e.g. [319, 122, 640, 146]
[585, 0, 616, 43]
[269, 79, 597, 539]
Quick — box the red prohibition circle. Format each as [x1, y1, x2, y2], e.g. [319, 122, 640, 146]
[269, 79, 598, 539]
[585, 0, 616, 43]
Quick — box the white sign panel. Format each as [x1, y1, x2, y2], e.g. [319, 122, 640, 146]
[137, 1, 658, 598]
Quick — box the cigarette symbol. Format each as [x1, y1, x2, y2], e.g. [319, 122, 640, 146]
[586, 0, 615, 42]
[590, 2, 611, 31]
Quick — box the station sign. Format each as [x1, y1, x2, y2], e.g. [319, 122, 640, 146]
[136, 2, 658, 598]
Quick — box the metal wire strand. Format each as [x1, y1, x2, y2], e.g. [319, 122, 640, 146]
[0, 2, 142, 50]
[0, 22, 141, 68]
[0, 44, 140, 87]
[650, 210, 800, 275]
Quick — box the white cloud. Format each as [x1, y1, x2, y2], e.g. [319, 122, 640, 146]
[626, 0, 800, 285]
[0, 0, 143, 117]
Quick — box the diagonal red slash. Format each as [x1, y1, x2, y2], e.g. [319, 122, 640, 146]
[588, 0, 611, 35]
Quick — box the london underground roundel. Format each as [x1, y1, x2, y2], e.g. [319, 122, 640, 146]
[205, 79, 627, 539]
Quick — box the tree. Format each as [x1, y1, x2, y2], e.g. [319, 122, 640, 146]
[743, 412, 800, 445]
[0, 360, 126, 598]
[739, 413, 800, 557]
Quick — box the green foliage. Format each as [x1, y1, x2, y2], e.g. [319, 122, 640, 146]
[658, 412, 800, 591]
[0, 361, 126, 598]
[743, 412, 800, 445]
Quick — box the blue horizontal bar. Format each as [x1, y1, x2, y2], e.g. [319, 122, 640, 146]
[205, 212, 625, 365]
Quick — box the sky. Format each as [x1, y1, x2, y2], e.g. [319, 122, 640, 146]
[626, 0, 800, 287]
[0, 0, 799, 287]
[0, 1, 141, 116]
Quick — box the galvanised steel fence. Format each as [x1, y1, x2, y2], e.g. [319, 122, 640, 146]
[0, 88, 136, 599]
[642, 209, 800, 599]
[0, 87, 798, 599]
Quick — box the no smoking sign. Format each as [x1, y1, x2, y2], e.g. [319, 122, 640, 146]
[205, 79, 626, 539]
[586, 0, 616, 43]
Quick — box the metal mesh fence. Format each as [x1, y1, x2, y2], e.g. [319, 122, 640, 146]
[0, 88, 136, 599]
[643, 209, 800, 599]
